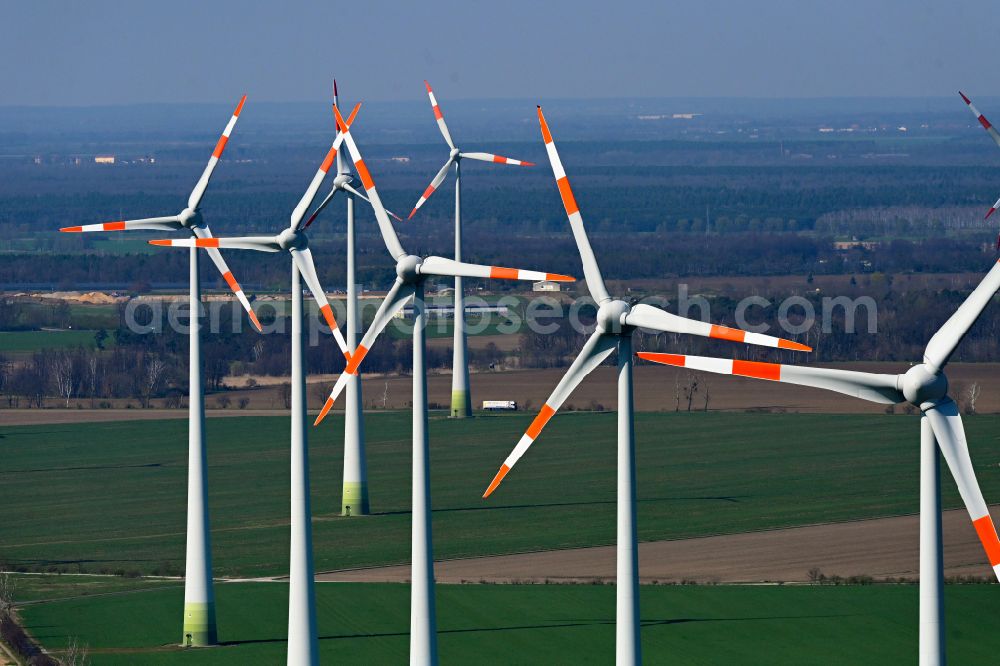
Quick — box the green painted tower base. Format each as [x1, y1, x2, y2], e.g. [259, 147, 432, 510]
[450, 390, 471, 418]
[341, 481, 370, 516]
[181, 601, 217, 646]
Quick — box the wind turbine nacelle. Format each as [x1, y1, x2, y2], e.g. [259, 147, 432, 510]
[397, 255, 423, 283]
[278, 228, 307, 251]
[178, 208, 201, 228]
[901, 364, 948, 406]
[597, 299, 631, 335]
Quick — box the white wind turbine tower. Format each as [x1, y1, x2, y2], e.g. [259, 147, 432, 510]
[60, 95, 259, 647]
[149, 107, 360, 665]
[639, 267, 1000, 666]
[408, 80, 535, 418]
[482, 107, 812, 666]
[314, 105, 572, 665]
[303, 80, 402, 517]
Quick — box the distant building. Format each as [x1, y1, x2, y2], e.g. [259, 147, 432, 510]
[94, 155, 116, 164]
[33, 156, 42, 165]
[395, 304, 509, 320]
[833, 240, 880, 251]
[533, 280, 562, 292]
[390, 156, 410, 163]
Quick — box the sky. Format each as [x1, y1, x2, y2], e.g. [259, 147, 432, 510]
[1, 0, 996, 106]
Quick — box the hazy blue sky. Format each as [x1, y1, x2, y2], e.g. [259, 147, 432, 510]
[1, 0, 995, 106]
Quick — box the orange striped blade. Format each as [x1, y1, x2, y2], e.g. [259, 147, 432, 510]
[732, 359, 782, 381]
[345, 344, 369, 375]
[538, 106, 553, 144]
[60, 226, 83, 232]
[636, 352, 686, 367]
[319, 304, 339, 331]
[545, 273, 575, 282]
[314, 397, 334, 427]
[483, 464, 510, 499]
[526, 404, 556, 439]
[489, 267, 519, 280]
[974, 516, 1000, 566]
[709, 325, 745, 343]
[148, 240, 173, 246]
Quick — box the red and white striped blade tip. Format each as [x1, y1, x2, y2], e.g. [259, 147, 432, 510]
[148, 239, 173, 246]
[483, 464, 511, 498]
[960, 91, 972, 105]
[424, 80, 433, 93]
[986, 207, 997, 220]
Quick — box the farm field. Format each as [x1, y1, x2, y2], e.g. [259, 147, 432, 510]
[3, 412, 1000, 578]
[12, 578, 1000, 664]
[0, 329, 104, 352]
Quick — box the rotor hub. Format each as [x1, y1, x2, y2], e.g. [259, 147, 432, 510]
[901, 364, 948, 405]
[396, 255, 423, 283]
[450, 148, 461, 160]
[333, 174, 352, 188]
[178, 208, 199, 228]
[278, 228, 306, 251]
[597, 299, 631, 334]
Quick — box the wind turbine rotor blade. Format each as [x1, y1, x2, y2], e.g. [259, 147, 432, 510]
[637, 352, 904, 405]
[148, 235, 282, 252]
[418, 255, 574, 283]
[60, 216, 183, 233]
[923, 260, 1000, 371]
[424, 80, 455, 150]
[314, 278, 416, 425]
[483, 331, 617, 498]
[302, 188, 338, 230]
[624, 303, 811, 352]
[332, 80, 351, 177]
[290, 247, 349, 355]
[334, 104, 407, 259]
[960, 91, 1000, 150]
[342, 182, 404, 221]
[536, 106, 610, 303]
[188, 95, 247, 210]
[192, 225, 261, 331]
[924, 397, 1000, 580]
[407, 158, 454, 219]
[288, 103, 359, 231]
[460, 152, 534, 166]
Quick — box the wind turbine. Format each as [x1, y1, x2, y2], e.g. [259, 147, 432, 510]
[481, 107, 812, 666]
[960, 91, 1000, 227]
[60, 95, 258, 647]
[314, 104, 572, 665]
[639, 263, 1000, 665]
[149, 106, 360, 665]
[408, 80, 535, 418]
[302, 81, 403, 516]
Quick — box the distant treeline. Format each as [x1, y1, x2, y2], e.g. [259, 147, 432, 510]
[3, 231, 998, 293]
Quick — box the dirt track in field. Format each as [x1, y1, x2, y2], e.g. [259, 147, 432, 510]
[7, 362, 1000, 425]
[314, 506, 1000, 584]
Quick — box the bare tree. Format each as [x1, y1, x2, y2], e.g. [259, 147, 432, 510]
[673, 373, 681, 412]
[683, 372, 699, 412]
[62, 637, 90, 666]
[140, 355, 167, 408]
[51, 352, 77, 408]
[382, 381, 389, 409]
[965, 382, 982, 416]
[278, 383, 292, 409]
[702, 379, 711, 412]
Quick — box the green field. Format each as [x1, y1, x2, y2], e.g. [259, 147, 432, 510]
[0, 329, 105, 352]
[3, 412, 1000, 577]
[13, 578, 1000, 664]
